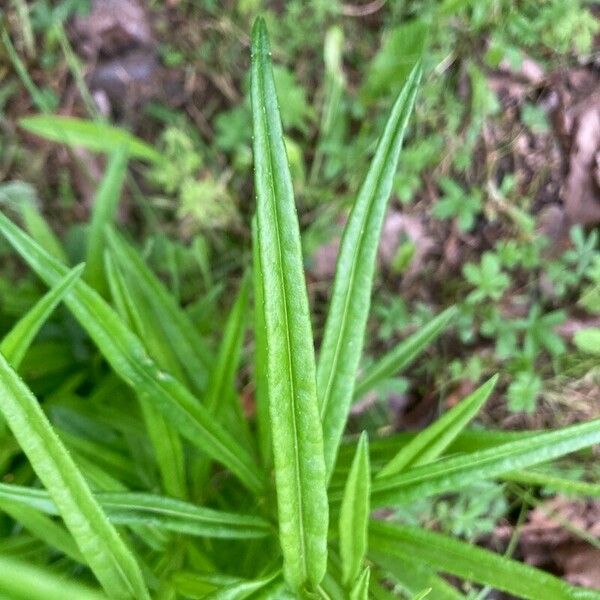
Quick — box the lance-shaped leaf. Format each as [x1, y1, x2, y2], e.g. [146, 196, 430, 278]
[0, 499, 83, 562]
[350, 568, 370, 600]
[370, 554, 463, 600]
[339, 432, 370, 587]
[317, 62, 422, 477]
[502, 469, 600, 497]
[0, 353, 149, 599]
[251, 18, 328, 591]
[105, 228, 211, 393]
[205, 272, 249, 414]
[369, 417, 600, 507]
[354, 306, 456, 400]
[0, 264, 84, 369]
[376, 376, 497, 478]
[0, 483, 272, 539]
[369, 520, 599, 600]
[0, 212, 264, 494]
[19, 115, 163, 163]
[85, 148, 128, 295]
[0, 556, 108, 600]
[104, 251, 187, 499]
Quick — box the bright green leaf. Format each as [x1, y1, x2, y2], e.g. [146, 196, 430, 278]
[85, 148, 128, 295]
[339, 432, 370, 587]
[0, 212, 264, 495]
[317, 61, 422, 477]
[19, 115, 163, 163]
[354, 306, 456, 400]
[0, 353, 149, 599]
[251, 18, 328, 591]
[1, 264, 84, 369]
[376, 376, 497, 478]
[369, 417, 600, 507]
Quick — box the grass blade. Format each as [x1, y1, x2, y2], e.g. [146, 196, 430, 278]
[339, 432, 370, 587]
[369, 417, 600, 507]
[0, 499, 83, 562]
[354, 306, 456, 400]
[0, 556, 108, 600]
[0, 180, 67, 262]
[317, 63, 422, 477]
[369, 520, 600, 600]
[376, 375, 497, 478]
[203, 572, 279, 599]
[85, 148, 128, 295]
[349, 567, 370, 600]
[0, 353, 149, 599]
[19, 115, 163, 163]
[0, 483, 272, 539]
[105, 227, 211, 393]
[0, 212, 264, 494]
[502, 469, 600, 497]
[251, 18, 328, 590]
[205, 272, 249, 415]
[104, 251, 187, 499]
[0, 264, 84, 369]
[369, 554, 464, 599]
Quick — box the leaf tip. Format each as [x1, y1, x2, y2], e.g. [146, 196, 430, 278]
[251, 17, 270, 58]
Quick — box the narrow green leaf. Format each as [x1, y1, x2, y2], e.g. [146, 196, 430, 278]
[203, 572, 279, 600]
[412, 590, 433, 600]
[85, 148, 128, 295]
[349, 567, 370, 600]
[0, 181, 66, 262]
[369, 520, 600, 600]
[0, 264, 84, 369]
[0, 499, 83, 562]
[104, 251, 187, 499]
[354, 306, 456, 400]
[205, 273, 249, 414]
[0, 483, 271, 539]
[252, 218, 272, 467]
[0, 556, 108, 600]
[376, 376, 497, 478]
[502, 469, 600, 497]
[19, 115, 163, 163]
[105, 227, 211, 393]
[97, 492, 272, 540]
[339, 432, 370, 587]
[317, 62, 422, 477]
[251, 18, 328, 591]
[0, 353, 149, 599]
[369, 554, 464, 599]
[19, 201, 68, 263]
[0, 212, 264, 494]
[334, 429, 538, 486]
[369, 417, 600, 507]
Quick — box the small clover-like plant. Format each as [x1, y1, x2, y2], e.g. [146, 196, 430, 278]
[432, 176, 483, 232]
